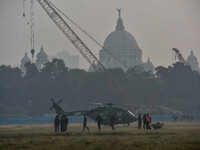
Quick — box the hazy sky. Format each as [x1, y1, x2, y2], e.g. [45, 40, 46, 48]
[0, 0, 200, 70]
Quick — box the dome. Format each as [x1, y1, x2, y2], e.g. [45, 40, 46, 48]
[187, 51, 197, 62]
[37, 46, 48, 59]
[103, 10, 139, 50]
[144, 58, 154, 72]
[103, 30, 139, 50]
[21, 52, 31, 64]
[98, 9, 144, 70]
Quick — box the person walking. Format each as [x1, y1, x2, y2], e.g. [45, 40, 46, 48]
[143, 114, 146, 129]
[138, 114, 142, 129]
[110, 115, 115, 130]
[96, 114, 103, 131]
[146, 114, 151, 130]
[54, 115, 60, 132]
[83, 114, 89, 131]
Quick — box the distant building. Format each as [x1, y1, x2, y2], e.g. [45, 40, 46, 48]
[89, 9, 154, 73]
[35, 46, 49, 70]
[20, 52, 31, 74]
[49, 51, 79, 69]
[187, 50, 200, 72]
[144, 58, 154, 74]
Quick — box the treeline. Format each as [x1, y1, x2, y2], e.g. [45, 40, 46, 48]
[0, 58, 200, 115]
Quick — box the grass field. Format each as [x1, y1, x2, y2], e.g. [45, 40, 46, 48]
[0, 122, 200, 150]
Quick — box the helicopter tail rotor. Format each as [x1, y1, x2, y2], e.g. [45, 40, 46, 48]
[50, 98, 65, 115]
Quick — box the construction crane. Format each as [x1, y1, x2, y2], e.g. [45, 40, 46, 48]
[47, 0, 130, 71]
[172, 48, 187, 64]
[36, 0, 134, 106]
[30, 0, 35, 62]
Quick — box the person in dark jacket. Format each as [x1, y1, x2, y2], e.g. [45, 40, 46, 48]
[138, 114, 142, 129]
[83, 114, 89, 131]
[54, 115, 60, 132]
[96, 114, 103, 131]
[61, 115, 68, 132]
[110, 115, 115, 130]
[143, 114, 146, 129]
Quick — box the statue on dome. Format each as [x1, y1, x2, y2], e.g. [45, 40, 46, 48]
[117, 8, 121, 18]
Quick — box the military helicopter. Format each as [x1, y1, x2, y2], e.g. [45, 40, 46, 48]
[50, 98, 137, 125]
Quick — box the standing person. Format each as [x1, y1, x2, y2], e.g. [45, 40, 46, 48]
[96, 114, 103, 131]
[60, 115, 64, 132]
[143, 114, 146, 129]
[138, 114, 142, 130]
[83, 114, 89, 131]
[146, 114, 151, 130]
[54, 115, 60, 132]
[61, 115, 68, 132]
[110, 115, 115, 130]
[64, 115, 68, 131]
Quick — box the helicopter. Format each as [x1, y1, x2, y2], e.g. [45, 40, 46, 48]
[50, 98, 137, 125]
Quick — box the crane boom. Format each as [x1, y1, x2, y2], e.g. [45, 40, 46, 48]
[37, 0, 133, 106]
[172, 48, 187, 64]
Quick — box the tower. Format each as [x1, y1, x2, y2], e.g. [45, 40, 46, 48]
[20, 52, 31, 74]
[35, 46, 49, 70]
[187, 50, 199, 72]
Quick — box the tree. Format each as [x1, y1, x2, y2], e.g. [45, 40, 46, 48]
[24, 62, 39, 78]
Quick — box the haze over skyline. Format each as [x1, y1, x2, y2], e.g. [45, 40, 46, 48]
[0, 0, 200, 70]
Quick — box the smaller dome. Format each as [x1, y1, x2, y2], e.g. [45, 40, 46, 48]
[144, 58, 154, 72]
[187, 51, 197, 62]
[21, 52, 31, 64]
[37, 46, 48, 59]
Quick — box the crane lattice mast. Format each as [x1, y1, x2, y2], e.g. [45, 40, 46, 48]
[37, 0, 134, 106]
[172, 48, 187, 64]
[30, 0, 35, 62]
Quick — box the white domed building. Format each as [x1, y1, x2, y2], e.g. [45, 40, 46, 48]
[35, 46, 49, 70]
[144, 58, 154, 74]
[20, 52, 31, 74]
[93, 9, 154, 73]
[187, 50, 199, 72]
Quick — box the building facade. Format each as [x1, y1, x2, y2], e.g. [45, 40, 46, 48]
[35, 46, 49, 70]
[90, 9, 154, 73]
[49, 51, 79, 69]
[20, 52, 31, 74]
[187, 50, 200, 72]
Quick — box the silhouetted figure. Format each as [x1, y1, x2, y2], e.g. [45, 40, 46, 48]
[138, 114, 142, 130]
[83, 114, 89, 131]
[143, 114, 146, 129]
[172, 115, 178, 122]
[146, 114, 151, 130]
[191, 115, 193, 122]
[54, 115, 60, 132]
[61, 115, 68, 132]
[110, 115, 115, 130]
[96, 114, 103, 131]
[187, 115, 190, 122]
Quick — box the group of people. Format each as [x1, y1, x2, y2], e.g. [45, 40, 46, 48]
[172, 115, 194, 122]
[138, 114, 151, 130]
[54, 115, 68, 132]
[84, 114, 115, 131]
[55, 113, 115, 132]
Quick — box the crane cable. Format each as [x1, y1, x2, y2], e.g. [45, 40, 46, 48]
[47, 0, 129, 70]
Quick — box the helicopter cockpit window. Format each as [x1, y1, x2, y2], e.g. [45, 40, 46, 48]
[128, 111, 135, 117]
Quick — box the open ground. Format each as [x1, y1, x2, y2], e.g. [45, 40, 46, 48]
[0, 122, 200, 150]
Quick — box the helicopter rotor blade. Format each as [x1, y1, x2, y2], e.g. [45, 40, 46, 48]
[57, 99, 63, 104]
[50, 106, 54, 110]
[51, 98, 55, 103]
